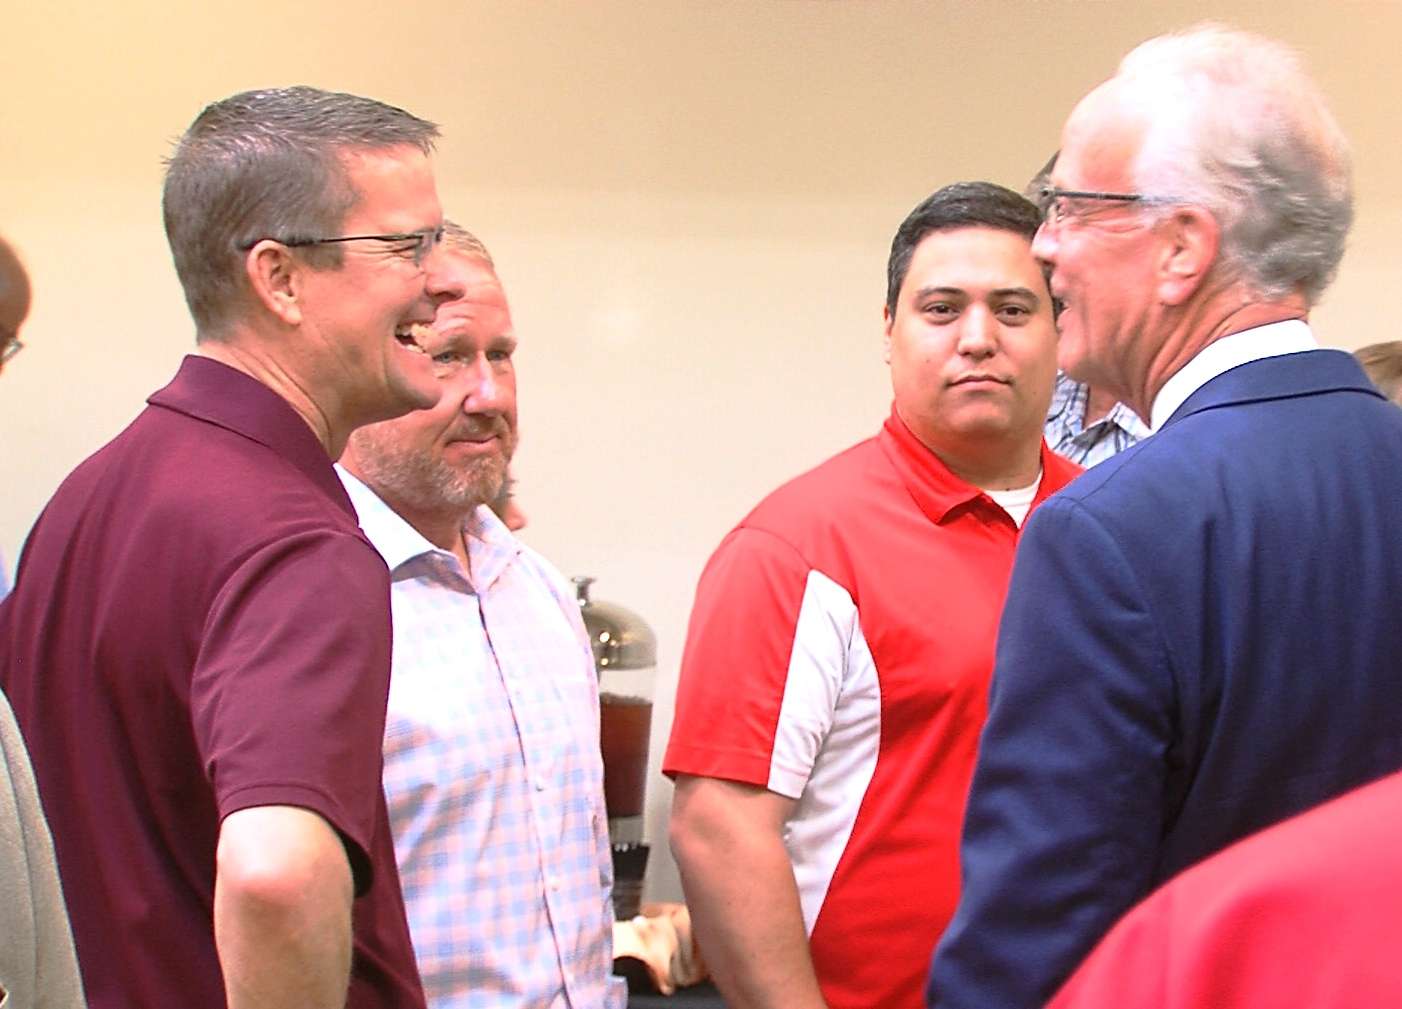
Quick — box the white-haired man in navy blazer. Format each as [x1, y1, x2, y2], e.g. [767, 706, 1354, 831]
[931, 23, 1402, 1009]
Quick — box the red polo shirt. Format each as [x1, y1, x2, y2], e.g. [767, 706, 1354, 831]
[1048, 769, 1402, 1009]
[0, 356, 423, 1008]
[664, 408, 1080, 1009]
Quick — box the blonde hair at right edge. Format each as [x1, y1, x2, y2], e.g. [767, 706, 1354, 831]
[1354, 342, 1402, 406]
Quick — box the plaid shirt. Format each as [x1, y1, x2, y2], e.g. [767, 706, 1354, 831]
[1044, 371, 1151, 468]
[340, 469, 623, 1009]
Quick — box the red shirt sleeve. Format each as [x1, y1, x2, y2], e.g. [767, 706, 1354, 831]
[663, 526, 813, 789]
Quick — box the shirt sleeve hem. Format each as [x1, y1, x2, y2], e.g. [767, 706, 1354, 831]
[662, 746, 805, 799]
[218, 782, 375, 895]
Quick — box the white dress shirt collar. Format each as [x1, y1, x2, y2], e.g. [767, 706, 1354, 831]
[335, 464, 516, 579]
[1149, 319, 1317, 432]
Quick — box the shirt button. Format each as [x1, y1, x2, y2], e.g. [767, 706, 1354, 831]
[535, 779, 546, 792]
[548, 876, 560, 892]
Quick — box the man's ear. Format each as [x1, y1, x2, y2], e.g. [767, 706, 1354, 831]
[1156, 206, 1220, 306]
[882, 304, 894, 365]
[243, 241, 304, 326]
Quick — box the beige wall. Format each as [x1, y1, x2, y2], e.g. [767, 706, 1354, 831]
[3, 0, 1398, 901]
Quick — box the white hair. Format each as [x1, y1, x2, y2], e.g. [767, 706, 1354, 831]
[1114, 23, 1352, 305]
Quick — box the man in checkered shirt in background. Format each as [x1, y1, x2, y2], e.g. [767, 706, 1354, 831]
[338, 223, 623, 1009]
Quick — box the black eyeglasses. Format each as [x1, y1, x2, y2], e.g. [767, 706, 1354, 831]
[1038, 186, 1176, 226]
[238, 227, 444, 266]
[0, 334, 21, 364]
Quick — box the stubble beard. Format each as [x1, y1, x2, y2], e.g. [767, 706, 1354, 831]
[350, 425, 516, 523]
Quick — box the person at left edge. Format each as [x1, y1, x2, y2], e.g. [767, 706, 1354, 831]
[0, 236, 31, 599]
[0, 87, 465, 1009]
[0, 234, 87, 1009]
[665, 182, 1080, 1009]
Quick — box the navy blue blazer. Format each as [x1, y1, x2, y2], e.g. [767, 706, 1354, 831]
[929, 349, 1402, 1009]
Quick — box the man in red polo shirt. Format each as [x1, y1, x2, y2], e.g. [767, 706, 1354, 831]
[664, 182, 1079, 1009]
[0, 88, 464, 1009]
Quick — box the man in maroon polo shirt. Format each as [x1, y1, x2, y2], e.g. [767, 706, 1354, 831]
[0, 88, 465, 1009]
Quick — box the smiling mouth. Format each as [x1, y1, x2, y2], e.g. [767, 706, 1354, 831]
[449, 419, 510, 446]
[394, 324, 428, 355]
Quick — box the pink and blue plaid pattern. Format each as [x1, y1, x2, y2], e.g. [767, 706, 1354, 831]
[340, 470, 623, 1009]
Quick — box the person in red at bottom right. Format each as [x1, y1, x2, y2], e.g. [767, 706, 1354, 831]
[1047, 768, 1402, 1009]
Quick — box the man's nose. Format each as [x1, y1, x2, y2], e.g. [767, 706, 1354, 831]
[957, 307, 999, 357]
[459, 357, 505, 410]
[422, 245, 467, 304]
[1032, 220, 1059, 266]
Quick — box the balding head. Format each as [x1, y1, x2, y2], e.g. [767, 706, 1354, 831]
[0, 237, 31, 370]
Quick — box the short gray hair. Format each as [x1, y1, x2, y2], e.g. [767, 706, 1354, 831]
[1115, 23, 1352, 306]
[163, 86, 440, 335]
[441, 220, 494, 266]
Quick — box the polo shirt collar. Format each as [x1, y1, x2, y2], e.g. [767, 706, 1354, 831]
[148, 355, 352, 514]
[878, 406, 1075, 525]
[880, 408, 981, 523]
[336, 465, 523, 590]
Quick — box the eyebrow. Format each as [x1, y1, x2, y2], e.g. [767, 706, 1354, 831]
[913, 286, 1043, 301]
[427, 330, 518, 353]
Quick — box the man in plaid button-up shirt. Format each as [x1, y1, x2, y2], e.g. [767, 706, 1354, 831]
[1043, 371, 1150, 468]
[339, 226, 623, 1009]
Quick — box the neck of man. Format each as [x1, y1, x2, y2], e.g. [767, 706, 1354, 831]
[1123, 285, 1310, 423]
[926, 431, 1044, 494]
[196, 333, 346, 458]
[415, 509, 474, 572]
[342, 463, 480, 571]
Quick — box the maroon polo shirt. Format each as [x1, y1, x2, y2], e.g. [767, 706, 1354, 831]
[0, 356, 425, 1009]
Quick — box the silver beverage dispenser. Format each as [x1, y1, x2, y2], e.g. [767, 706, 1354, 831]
[573, 576, 656, 919]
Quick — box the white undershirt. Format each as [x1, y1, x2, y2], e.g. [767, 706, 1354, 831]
[984, 470, 1043, 528]
[1149, 319, 1318, 431]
